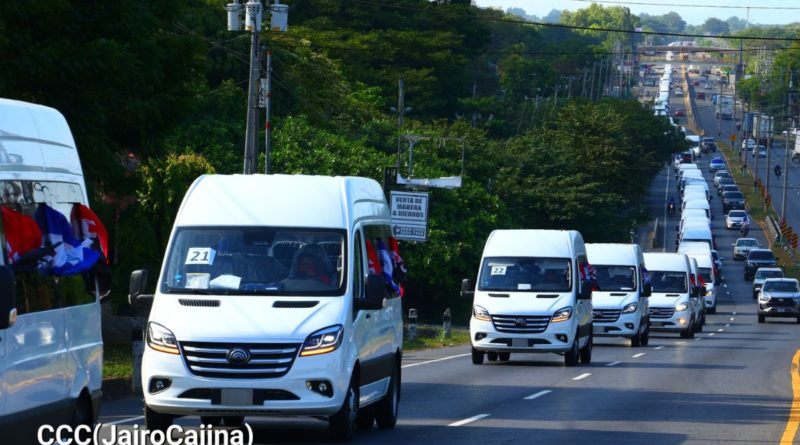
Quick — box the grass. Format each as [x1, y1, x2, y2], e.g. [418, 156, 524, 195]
[104, 345, 134, 380]
[718, 141, 800, 279]
[100, 326, 471, 380]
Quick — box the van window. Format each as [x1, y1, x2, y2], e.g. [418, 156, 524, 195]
[160, 226, 347, 296]
[479, 257, 571, 292]
[353, 230, 364, 298]
[649, 270, 688, 293]
[698, 267, 713, 283]
[593, 265, 637, 291]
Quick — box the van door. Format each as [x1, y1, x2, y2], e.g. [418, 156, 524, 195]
[576, 255, 593, 343]
[351, 229, 382, 403]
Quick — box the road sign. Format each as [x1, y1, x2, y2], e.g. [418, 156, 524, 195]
[390, 191, 429, 242]
[730, 134, 737, 142]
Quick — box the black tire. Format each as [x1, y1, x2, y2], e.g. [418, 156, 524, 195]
[579, 332, 592, 364]
[631, 333, 641, 347]
[71, 394, 93, 429]
[565, 337, 580, 367]
[223, 416, 245, 427]
[486, 351, 498, 362]
[708, 305, 716, 314]
[796, 317, 800, 324]
[145, 405, 173, 432]
[640, 320, 650, 346]
[498, 352, 510, 362]
[758, 314, 765, 323]
[680, 320, 694, 338]
[329, 374, 359, 442]
[200, 416, 223, 426]
[471, 347, 484, 365]
[374, 363, 400, 429]
[356, 406, 375, 430]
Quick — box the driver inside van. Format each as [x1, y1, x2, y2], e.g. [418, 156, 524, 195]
[291, 250, 331, 285]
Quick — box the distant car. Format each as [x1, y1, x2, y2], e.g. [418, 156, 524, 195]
[718, 184, 739, 196]
[757, 278, 800, 323]
[725, 210, 749, 230]
[674, 109, 686, 117]
[697, 92, 706, 100]
[709, 158, 725, 172]
[751, 145, 767, 158]
[704, 83, 713, 90]
[733, 238, 761, 261]
[713, 171, 731, 187]
[745, 249, 777, 281]
[722, 190, 746, 212]
[753, 267, 784, 299]
[742, 138, 756, 150]
[711, 249, 723, 283]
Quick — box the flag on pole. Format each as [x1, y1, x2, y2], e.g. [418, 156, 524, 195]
[35, 204, 100, 276]
[387, 237, 406, 296]
[71, 203, 109, 259]
[365, 239, 381, 274]
[376, 239, 400, 294]
[1, 206, 42, 264]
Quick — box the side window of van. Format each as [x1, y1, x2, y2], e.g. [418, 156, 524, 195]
[353, 230, 364, 298]
[363, 225, 398, 295]
[576, 255, 590, 290]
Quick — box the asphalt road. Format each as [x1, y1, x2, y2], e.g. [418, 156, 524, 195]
[94, 74, 800, 444]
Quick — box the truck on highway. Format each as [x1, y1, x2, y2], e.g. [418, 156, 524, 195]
[715, 95, 734, 119]
[0, 98, 109, 443]
[752, 114, 773, 145]
[464, 229, 594, 367]
[793, 134, 800, 162]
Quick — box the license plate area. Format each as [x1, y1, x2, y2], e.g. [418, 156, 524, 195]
[217, 389, 254, 406]
[512, 338, 528, 347]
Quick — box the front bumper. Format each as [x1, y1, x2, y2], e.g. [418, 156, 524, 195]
[470, 317, 576, 353]
[649, 307, 692, 331]
[142, 346, 349, 417]
[703, 292, 717, 308]
[759, 300, 800, 317]
[592, 310, 641, 338]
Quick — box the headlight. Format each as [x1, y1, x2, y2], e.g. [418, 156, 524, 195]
[759, 294, 771, 303]
[622, 302, 638, 313]
[551, 306, 573, 323]
[473, 305, 491, 321]
[147, 322, 180, 355]
[675, 302, 690, 312]
[300, 325, 343, 357]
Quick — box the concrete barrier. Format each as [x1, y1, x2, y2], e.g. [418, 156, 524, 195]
[766, 215, 781, 243]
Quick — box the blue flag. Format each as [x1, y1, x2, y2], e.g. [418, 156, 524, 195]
[35, 204, 100, 276]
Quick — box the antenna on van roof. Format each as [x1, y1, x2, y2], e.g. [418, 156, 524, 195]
[395, 135, 465, 189]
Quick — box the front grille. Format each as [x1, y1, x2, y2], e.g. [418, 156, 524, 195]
[491, 314, 550, 334]
[178, 388, 299, 401]
[767, 298, 797, 307]
[179, 299, 221, 307]
[649, 307, 675, 319]
[180, 341, 301, 379]
[593, 309, 622, 323]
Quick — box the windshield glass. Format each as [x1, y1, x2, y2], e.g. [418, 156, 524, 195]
[729, 211, 747, 218]
[757, 270, 783, 279]
[649, 270, 688, 293]
[478, 257, 571, 292]
[593, 265, 637, 291]
[738, 239, 758, 247]
[725, 192, 744, 199]
[763, 281, 799, 292]
[160, 227, 346, 296]
[748, 251, 775, 261]
[699, 267, 713, 283]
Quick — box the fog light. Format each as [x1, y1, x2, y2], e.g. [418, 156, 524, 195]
[475, 333, 487, 341]
[678, 318, 687, 325]
[148, 377, 172, 394]
[555, 334, 568, 343]
[625, 323, 634, 330]
[306, 380, 333, 398]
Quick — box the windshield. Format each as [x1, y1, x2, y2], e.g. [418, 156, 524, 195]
[725, 192, 744, 199]
[160, 227, 346, 296]
[763, 281, 799, 293]
[757, 270, 783, 279]
[699, 267, 713, 283]
[729, 211, 747, 218]
[478, 257, 571, 292]
[748, 251, 775, 261]
[593, 265, 637, 291]
[649, 270, 688, 293]
[738, 239, 758, 247]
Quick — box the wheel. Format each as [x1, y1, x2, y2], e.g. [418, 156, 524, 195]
[579, 332, 592, 364]
[471, 347, 484, 365]
[223, 416, 245, 427]
[498, 352, 510, 362]
[200, 416, 222, 426]
[329, 374, 359, 441]
[708, 305, 716, 314]
[374, 362, 400, 429]
[631, 332, 641, 347]
[486, 351, 498, 362]
[640, 320, 650, 346]
[70, 394, 93, 429]
[680, 320, 694, 338]
[564, 337, 580, 367]
[796, 317, 800, 324]
[145, 405, 173, 432]
[758, 314, 766, 323]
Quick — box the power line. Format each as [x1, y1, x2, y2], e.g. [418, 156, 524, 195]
[347, 0, 800, 42]
[569, 0, 800, 10]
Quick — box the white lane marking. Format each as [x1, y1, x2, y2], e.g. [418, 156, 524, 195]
[606, 361, 622, 367]
[709, 333, 716, 336]
[655, 346, 665, 350]
[105, 416, 144, 426]
[726, 291, 731, 295]
[448, 414, 490, 427]
[730, 317, 735, 321]
[723, 283, 728, 288]
[573, 373, 592, 381]
[677, 341, 685, 344]
[733, 312, 737, 315]
[725, 323, 731, 327]
[525, 390, 552, 400]
[633, 353, 646, 358]
[694, 337, 702, 341]
[402, 353, 471, 369]
[717, 328, 724, 332]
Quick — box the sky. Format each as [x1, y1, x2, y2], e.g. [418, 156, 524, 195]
[473, 0, 800, 26]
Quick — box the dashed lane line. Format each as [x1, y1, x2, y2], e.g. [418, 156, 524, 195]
[633, 353, 645, 358]
[524, 390, 552, 400]
[448, 414, 490, 427]
[709, 333, 716, 336]
[104, 416, 144, 426]
[573, 373, 592, 381]
[606, 361, 622, 367]
[402, 353, 471, 369]
[655, 346, 665, 350]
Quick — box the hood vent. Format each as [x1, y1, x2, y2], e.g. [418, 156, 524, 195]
[179, 299, 220, 307]
[273, 300, 319, 308]
[536, 294, 559, 299]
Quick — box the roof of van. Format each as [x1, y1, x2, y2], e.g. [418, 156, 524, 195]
[585, 243, 640, 266]
[644, 252, 690, 271]
[678, 241, 712, 253]
[174, 174, 388, 229]
[483, 229, 584, 258]
[684, 251, 713, 268]
[0, 98, 84, 177]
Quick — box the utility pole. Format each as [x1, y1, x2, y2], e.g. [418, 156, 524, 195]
[264, 49, 273, 174]
[471, 81, 477, 128]
[589, 61, 597, 101]
[398, 77, 405, 130]
[754, 113, 760, 194]
[242, 1, 261, 175]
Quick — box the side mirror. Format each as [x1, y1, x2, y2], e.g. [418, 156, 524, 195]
[129, 269, 154, 317]
[356, 274, 385, 311]
[579, 281, 593, 300]
[701, 285, 708, 297]
[460, 278, 474, 298]
[642, 282, 653, 297]
[0, 266, 17, 330]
